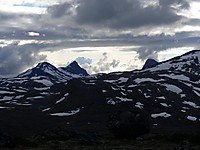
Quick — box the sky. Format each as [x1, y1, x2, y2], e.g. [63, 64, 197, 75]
[0, 0, 200, 75]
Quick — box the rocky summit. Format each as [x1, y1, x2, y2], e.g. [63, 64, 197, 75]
[0, 50, 200, 140]
[142, 58, 158, 69]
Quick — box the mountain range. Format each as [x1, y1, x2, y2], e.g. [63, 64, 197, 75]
[1, 50, 200, 138]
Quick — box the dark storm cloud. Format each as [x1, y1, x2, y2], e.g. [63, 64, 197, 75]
[74, 0, 189, 29]
[47, 2, 73, 18]
[0, 42, 46, 75]
[0, 26, 89, 42]
[127, 32, 200, 60]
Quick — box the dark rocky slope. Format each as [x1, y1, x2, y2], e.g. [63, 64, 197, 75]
[0, 50, 200, 139]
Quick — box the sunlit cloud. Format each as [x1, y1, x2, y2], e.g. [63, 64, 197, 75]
[0, 0, 199, 75]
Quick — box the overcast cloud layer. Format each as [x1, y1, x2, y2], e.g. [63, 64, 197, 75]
[75, 0, 189, 28]
[0, 0, 199, 75]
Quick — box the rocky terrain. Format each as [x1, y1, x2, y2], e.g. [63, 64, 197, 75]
[1, 50, 200, 149]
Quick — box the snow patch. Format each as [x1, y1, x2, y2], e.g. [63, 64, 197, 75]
[15, 95, 24, 99]
[193, 90, 200, 97]
[181, 110, 186, 113]
[0, 91, 15, 94]
[64, 93, 69, 97]
[42, 108, 50, 112]
[0, 106, 11, 109]
[156, 96, 165, 100]
[121, 92, 126, 96]
[163, 84, 182, 94]
[160, 103, 170, 107]
[151, 112, 171, 118]
[107, 98, 116, 105]
[2, 96, 13, 101]
[56, 97, 65, 104]
[180, 94, 186, 98]
[135, 102, 144, 109]
[104, 80, 117, 83]
[183, 101, 200, 108]
[144, 93, 151, 98]
[128, 85, 137, 88]
[50, 109, 80, 117]
[104, 77, 128, 84]
[135, 78, 163, 83]
[187, 116, 197, 121]
[34, 87, 50, 91]
[111, 86, 119, 90]
[27, 96, 44, 100]
[14, 89, 26, 92]
[118, 77, 128, 83]
[11, 102, 32, 106]
[34, 79, 53, 86]
[159, 74, 190, 81]
[114, 73, 123, 75]
[116, 97, 133, 102]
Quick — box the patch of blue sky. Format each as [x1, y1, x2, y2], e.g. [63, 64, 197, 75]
[13, 3, 48, 8]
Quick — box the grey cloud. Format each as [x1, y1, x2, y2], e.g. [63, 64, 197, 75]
[183, 18, 200, 26]
[134, 32, 200, 60]
[136, 47, 159, 60]
[0, 11, 41, 25]
[82, 52, 120, 74]
[107, 31, 200, 60]
[0, 11, 14, 20]
[74, 0, 189, 29]
[0, 42, 46, 75]
[159, 0, 189, 9]
[47, 2, 73, 18]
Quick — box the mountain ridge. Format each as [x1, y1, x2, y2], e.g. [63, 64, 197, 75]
[17, 60, 89, 80]
[0, 50, 200, 138]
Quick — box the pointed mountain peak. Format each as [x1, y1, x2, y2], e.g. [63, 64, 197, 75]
[68, 61, 79, 68]
[36, 62, 56, 70]
[60, 61, 89, 76]
[142, 58, 158, 69]
[17, 62, 60, 79]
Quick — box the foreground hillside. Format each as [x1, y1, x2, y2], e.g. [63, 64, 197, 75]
[1, 50, 200, 148]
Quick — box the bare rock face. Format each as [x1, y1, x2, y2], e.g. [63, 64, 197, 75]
[142, 58, 158, 69]
[107, 111, 150, 139]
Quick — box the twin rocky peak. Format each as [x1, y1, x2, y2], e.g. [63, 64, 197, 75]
[17, 61, 89, 79]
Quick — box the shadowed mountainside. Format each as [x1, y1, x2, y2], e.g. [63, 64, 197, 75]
[0, 50, 200, 139]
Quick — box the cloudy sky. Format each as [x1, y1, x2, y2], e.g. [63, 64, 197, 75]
[0, 0, 200, 75]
